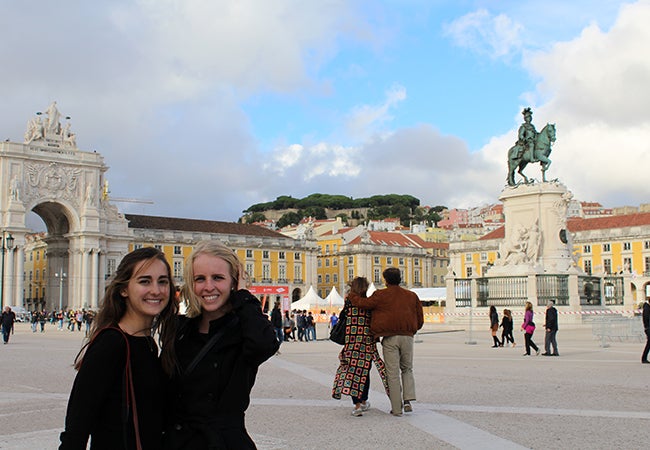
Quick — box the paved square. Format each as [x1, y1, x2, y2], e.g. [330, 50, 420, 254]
[1, 321, 649, 449]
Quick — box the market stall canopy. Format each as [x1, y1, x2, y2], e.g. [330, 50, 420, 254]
[290, 286, 323, 311]
[324, 286, 344, 307]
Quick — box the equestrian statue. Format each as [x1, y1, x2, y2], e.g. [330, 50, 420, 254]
[507, 107, 556, 186]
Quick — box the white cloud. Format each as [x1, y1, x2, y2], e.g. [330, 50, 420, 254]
[345, 84, 407, 139]
[443, 9, 524, 59]
[517, 0, 650, 206]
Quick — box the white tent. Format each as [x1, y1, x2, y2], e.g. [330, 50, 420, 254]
[367, 282, 377, 296]
[324, 286, 345, 308]
[290, 286, 323, 311]
[410, 287, 447, 302]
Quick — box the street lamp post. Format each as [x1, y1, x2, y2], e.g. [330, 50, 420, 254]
[54, 267, 67, 311]
[0, 231, 15, 308]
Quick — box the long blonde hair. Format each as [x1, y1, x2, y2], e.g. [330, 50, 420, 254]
[181, 241, 241, 318]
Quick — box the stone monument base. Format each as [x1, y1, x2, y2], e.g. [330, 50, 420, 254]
[488, 181, 576, 276]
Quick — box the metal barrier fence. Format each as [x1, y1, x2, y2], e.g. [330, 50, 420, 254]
[579, 276, 602, 306]
[604, 276, 624, 305]
[590, 316, 644, 347]
[477, 276, 527, 307]
[454, 278, 471, 308]
[537, 274, 569, 306]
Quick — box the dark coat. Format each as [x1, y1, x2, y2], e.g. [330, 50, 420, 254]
[270, 306, 282, 328]
[60, 329, 165, 450]
[643, 302, 650, 330]
[545, 306, 558, 331]
[163, 290, 279, 450]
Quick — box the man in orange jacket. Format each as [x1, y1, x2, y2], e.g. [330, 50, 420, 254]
[349, 267, 423, 416]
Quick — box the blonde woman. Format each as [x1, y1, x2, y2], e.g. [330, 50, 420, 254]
[163, 241, 278, 449]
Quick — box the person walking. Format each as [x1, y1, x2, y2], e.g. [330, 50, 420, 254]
[642, 298, 650, 364]
[59, 247, 178, 449]
[270, 301, 284, 351]
[1, 306, 16, 344]
[348, 267, 424, 416]
[499, 309, 515, 347]
[306, 311, 316, 341]
[489, 305, 500, 347]
[283, 310, 295, 342]
[521, 301, 540, 356]
[542, 300, 559, 356]
[297, 310, 306, 341]
[333, 277, 389, 417]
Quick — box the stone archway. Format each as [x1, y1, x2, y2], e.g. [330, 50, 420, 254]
[0, 102, 132, 310]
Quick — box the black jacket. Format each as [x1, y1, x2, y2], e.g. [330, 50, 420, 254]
[545, 306, 558, 331]
[163, 290, 279, 449]
[60, 329, 165, 450]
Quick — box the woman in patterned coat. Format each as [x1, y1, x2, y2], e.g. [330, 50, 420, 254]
[332, 277, 389, 416]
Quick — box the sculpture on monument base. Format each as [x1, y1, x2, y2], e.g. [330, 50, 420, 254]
[507, 107, 556, 186]
[493, 219, 542, 269]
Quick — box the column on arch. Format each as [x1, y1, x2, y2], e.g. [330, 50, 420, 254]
[14, 246, 25, 308]
[90, 248, 99, 308]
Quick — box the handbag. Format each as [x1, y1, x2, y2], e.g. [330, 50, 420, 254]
[329, 306, 348, 345]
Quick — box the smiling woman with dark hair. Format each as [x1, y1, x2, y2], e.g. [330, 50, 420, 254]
[60, 247, 178, 450]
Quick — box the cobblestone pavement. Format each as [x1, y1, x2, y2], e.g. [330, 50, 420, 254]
[1, 322, 650, 449]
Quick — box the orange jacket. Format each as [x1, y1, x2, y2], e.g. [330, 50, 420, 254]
[348, 285, 423, 337]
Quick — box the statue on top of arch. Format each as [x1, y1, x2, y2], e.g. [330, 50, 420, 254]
[24, 101, 77, 149]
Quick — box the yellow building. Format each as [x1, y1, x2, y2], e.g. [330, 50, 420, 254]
[124, 214, 318, 309]
[22, 233, 48, 311]
[310, 226, 448, 298]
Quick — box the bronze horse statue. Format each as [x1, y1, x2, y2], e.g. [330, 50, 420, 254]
[507, 123, 556, 186]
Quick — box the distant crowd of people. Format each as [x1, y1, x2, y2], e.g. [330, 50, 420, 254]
[271, 306, 318, 348]
[23, 309, 96, 334]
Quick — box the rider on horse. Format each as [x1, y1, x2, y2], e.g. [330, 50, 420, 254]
[517, 107, 537, 162]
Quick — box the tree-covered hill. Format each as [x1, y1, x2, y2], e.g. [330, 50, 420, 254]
[241, 194, 445, 228]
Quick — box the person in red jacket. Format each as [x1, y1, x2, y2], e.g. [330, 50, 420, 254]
[348, 267, 423, 416]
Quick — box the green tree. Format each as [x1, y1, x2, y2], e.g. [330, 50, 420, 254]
[244, 212, 267, 224]
[300, 206, 327, 220]
[335, 213, 349, 225]
[277, 211, 303, 228]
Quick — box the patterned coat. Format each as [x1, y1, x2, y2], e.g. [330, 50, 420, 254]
[332, 300, 389, 400]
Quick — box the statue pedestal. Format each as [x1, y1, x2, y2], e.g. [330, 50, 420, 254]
[488, 181, 574, 275]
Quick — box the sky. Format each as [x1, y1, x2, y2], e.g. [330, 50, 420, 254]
[1, 0, 649, 226]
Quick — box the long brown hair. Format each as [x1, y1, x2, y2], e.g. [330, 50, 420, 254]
[349, 276, 369, 298]
[74, 247, 178, 375]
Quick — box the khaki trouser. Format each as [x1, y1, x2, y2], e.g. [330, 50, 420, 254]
[381, 334, 416, 414]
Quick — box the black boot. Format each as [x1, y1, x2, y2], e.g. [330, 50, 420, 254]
[492, 336, 499, 348]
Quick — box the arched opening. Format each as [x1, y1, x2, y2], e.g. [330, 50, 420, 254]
[25, 202, 74, 312]
[291, 287, 302, 303]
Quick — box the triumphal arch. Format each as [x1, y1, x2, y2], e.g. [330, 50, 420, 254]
[0, 102, 131, 310]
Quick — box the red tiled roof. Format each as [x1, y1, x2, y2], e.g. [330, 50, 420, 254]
[478, 212, 650, 241]
[348, 231, 431, 248]
[480, 226, 505, 240]
[125, 214, 289, 239]
[567, 212, 650, 232]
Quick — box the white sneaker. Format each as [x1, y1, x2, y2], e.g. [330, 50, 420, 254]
[361, 402, 371, 412]
[403, 401, 412, 413]
[351, 408, 363, 417]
